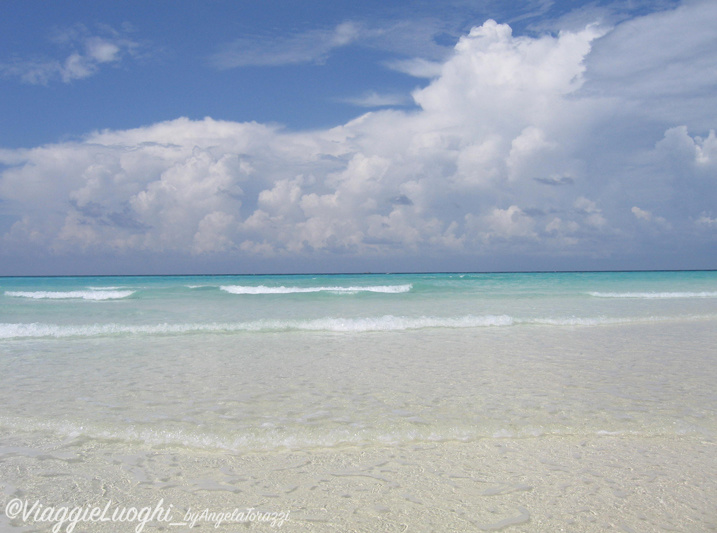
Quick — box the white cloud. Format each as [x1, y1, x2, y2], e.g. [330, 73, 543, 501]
[192, 211, 237, 254]
[696, 213, 717, 228]
[211, 18, 455, 70]
[582, 0, 717, 129]
[482, 206, 538, 240]
[1, 4, 716, 270]
[210, 22, 363, 68]
[412, 20, 602, 118]
[631, 206, 652, 221]
[0, 24, 144, 85]
[341, 91, 413, 108]
[384, 57, 444, 78]
[573, 197, 606, 228]
[656, 126, 717, 169]
[631, 206, 670, 229]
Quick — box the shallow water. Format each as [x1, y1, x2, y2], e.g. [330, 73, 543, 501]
[1, 272, 716, 531]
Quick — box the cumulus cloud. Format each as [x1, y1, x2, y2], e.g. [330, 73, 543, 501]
[1, 3, 716, 271]
[631, 207, 652, 221]
[0, 24, 144, 85]
[656, 126, 717, 169]
[631, 206, 670, 229]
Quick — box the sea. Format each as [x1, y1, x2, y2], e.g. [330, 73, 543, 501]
[1, 271, 716, 531]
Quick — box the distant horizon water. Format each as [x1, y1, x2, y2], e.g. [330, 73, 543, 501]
[3, 267, 715, 278]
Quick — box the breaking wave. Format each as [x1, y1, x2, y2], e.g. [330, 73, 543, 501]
[589, 291, 717, 299]
[4, 290, 135, 300]
[2, 313, 710, 339]
[220, 284, 412, 295]
[0, 315, 511, 338]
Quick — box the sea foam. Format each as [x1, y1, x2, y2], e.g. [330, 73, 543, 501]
[220, 284, 412, 295]
[0, 315, 511, 339]
[2, 312, 711, 339]
[4, 290, 135, 300]
[589, 291, 717, 299]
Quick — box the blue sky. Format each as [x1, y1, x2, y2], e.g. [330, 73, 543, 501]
[0, 0, 715, 274]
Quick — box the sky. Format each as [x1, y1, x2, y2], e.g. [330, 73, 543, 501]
[0, 0, 715, 275]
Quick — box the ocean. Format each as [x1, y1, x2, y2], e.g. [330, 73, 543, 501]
[1, 271, 715, 531]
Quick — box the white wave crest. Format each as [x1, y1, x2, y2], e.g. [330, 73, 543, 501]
[0, 315, 512, 339]
[294, 315, 514, 331]
[4, 313, 710, 339]
[220, 284, 412, 295]
[4, 290, 135, 300]
[524, 317, 630, 326]
[589, 291, 717, 299]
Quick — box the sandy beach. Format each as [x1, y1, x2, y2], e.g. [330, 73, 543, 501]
[1, 434, 715, 531]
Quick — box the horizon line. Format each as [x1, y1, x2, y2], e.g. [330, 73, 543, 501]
[1, 269, 715, 279]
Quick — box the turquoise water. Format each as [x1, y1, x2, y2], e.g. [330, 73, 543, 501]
[1, 271, 716, 337]
[0, 271, 716, 452]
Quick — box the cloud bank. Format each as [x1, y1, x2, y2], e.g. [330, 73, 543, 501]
[1, 3, 716, 273]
